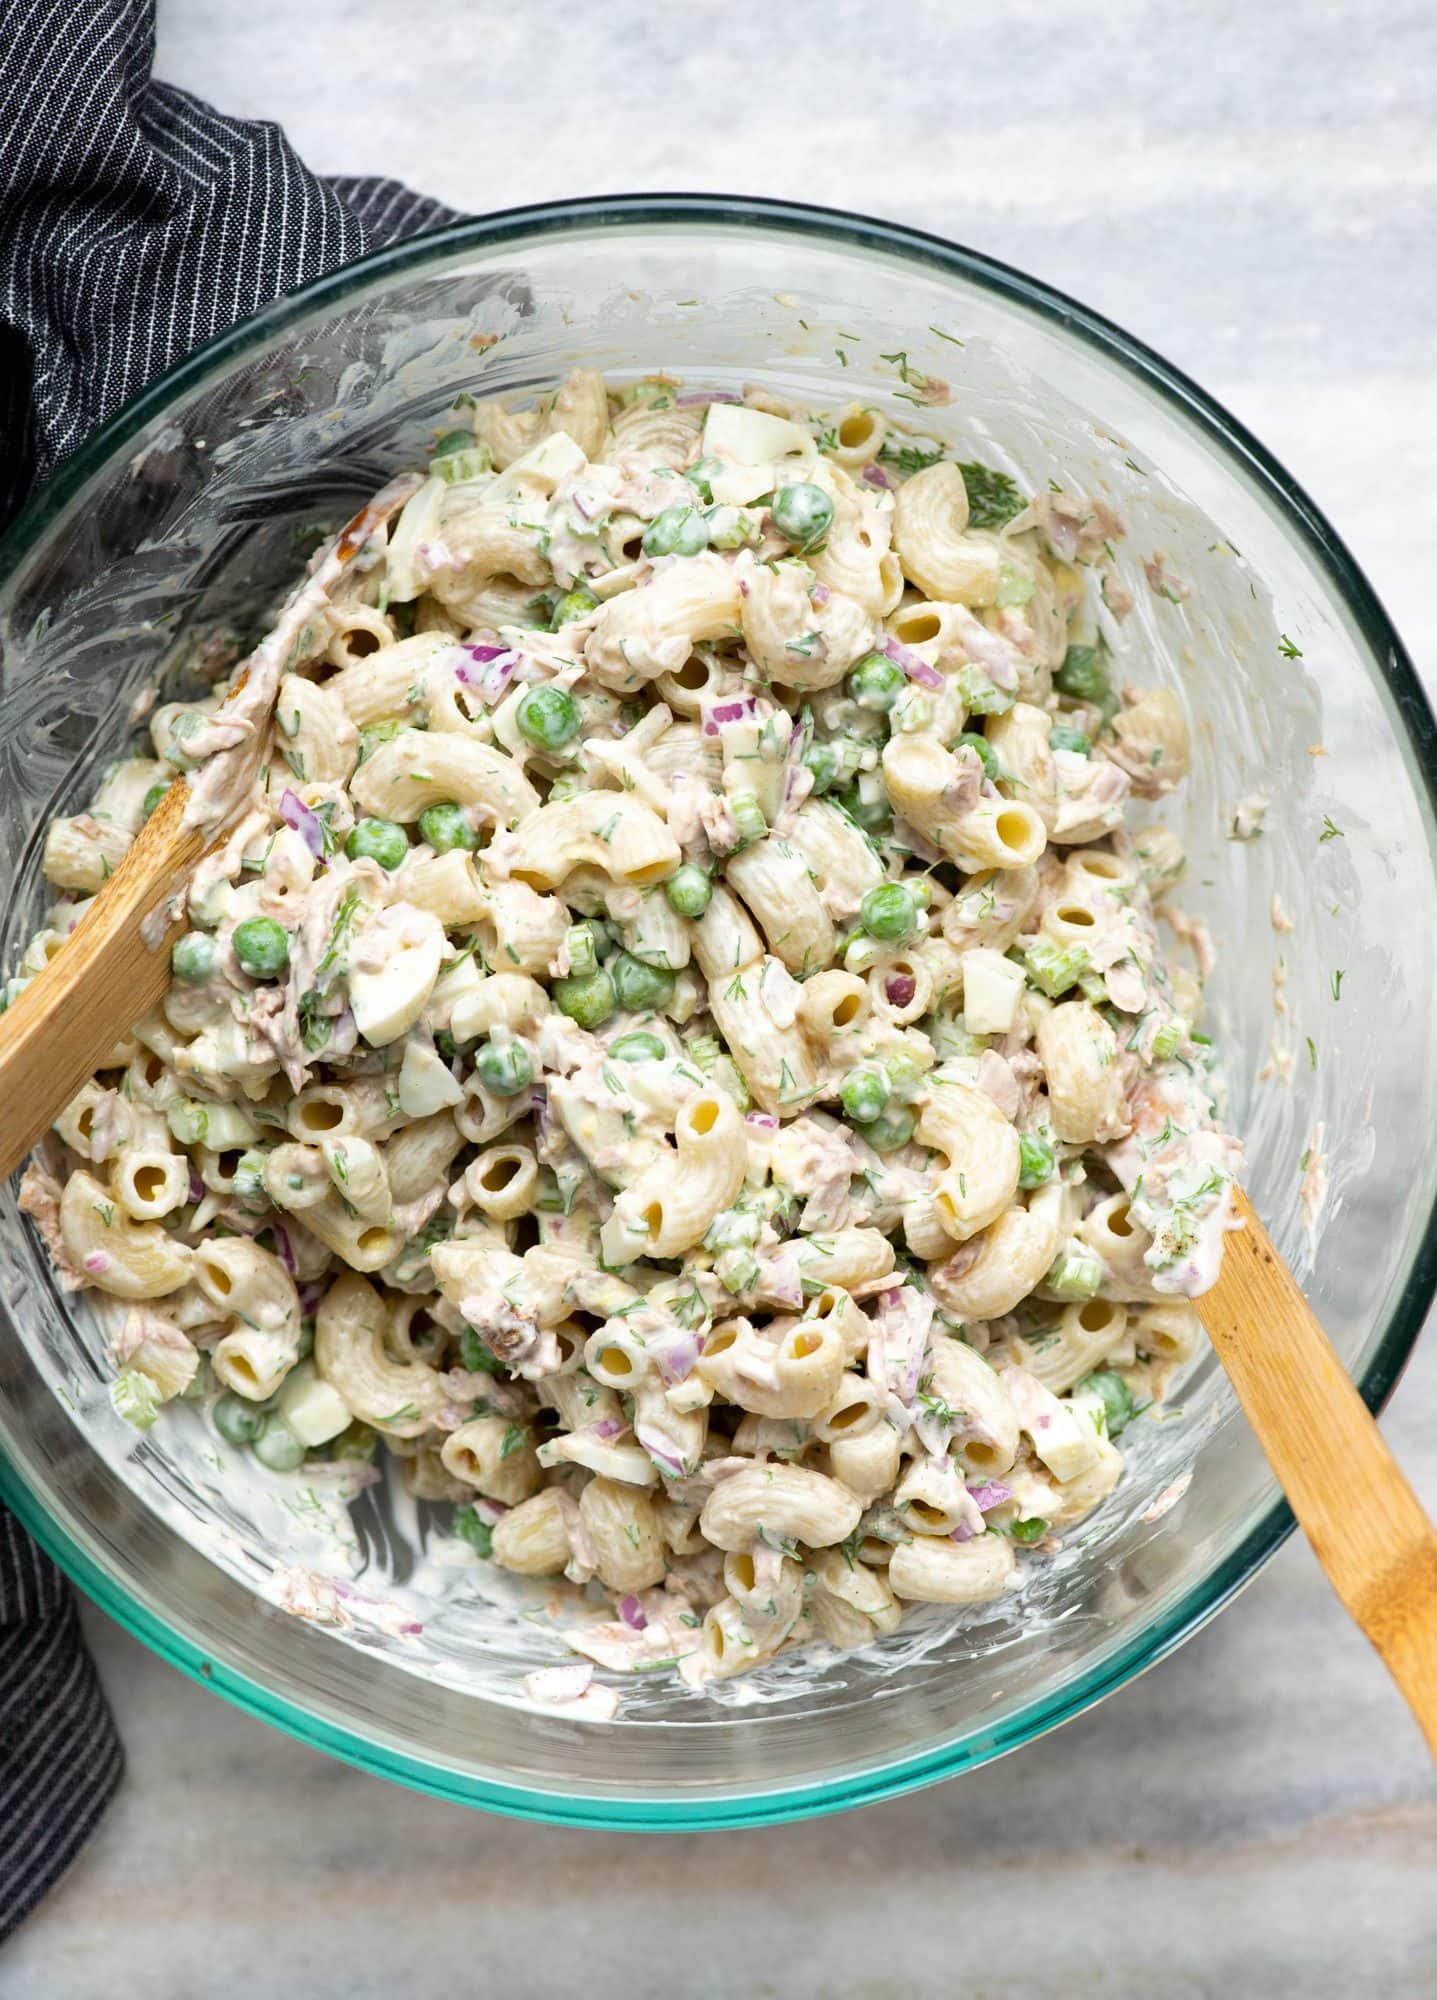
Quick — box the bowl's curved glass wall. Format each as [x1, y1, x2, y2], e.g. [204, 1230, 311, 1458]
[1, 201, 1433, 1824]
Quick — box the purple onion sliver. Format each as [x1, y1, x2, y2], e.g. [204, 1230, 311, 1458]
[746, 1112, 778, 1131]
[617, 1594, 648, 1630]
[188, 1172, 204, 1204]
[966, 1481, 1013, 1512]
[591, 1416, 625, 1441]
[810, 582, 831, 606]
[271, 1224, 298, 1276]
[676, 390, 740, 406]
[279, 789, 327, 861]
[882, 635, 943, 690]
[465, 644, 508, 663]
[951, 1520, 976, 1543]
[861, 464, 892, 489]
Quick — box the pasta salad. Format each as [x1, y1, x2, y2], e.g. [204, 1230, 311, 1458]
[15, 367, 1242, 1699]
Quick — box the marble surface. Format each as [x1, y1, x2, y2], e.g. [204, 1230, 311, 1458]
[11, 1, 1437, 1991]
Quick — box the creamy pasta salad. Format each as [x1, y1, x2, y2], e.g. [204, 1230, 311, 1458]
[16, 367, 1242, 1699]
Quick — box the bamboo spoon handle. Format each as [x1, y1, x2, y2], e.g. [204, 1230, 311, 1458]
[1199, 1187, 1437, 1756]
[0, 474, 423, 1190]
[0, 780, 205, 1183]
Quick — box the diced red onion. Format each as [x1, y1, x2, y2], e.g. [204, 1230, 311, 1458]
[649, 1326, 701, 1386]
[701, 695, 759, 736]
[951, 1520, 976, 1543]
[676, 391, 740, 406]
[617, 1594, 647, 1630]
[279, 789, 328, 861]
[455, 647, 522, 705]
[591, 1416, 625, 1441]
[271, 1224, 298, 1276]
[746, 1111, 778, 1131]
[966, 1481, 1013, 1512]
[810, 582, 831, 606]
[635, 1419, 686, 1477]
[885, 973, 917, 1008]
[861, 464, 891, 489]
[83, 1251, 110, 1275]
[882, 635, 943, 690]
[188, 1173, 204, 1204]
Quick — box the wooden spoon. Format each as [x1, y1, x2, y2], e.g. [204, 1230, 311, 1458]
[0, 778, 205, 1181]
[1199, 1187, 1437, 1756]
[0, 473, 421, 1184]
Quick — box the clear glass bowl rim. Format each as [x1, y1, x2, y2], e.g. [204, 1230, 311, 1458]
[1, 192, 1434, 1828]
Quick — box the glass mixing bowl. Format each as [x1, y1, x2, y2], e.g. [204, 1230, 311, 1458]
[1, 197, 1433, 1828]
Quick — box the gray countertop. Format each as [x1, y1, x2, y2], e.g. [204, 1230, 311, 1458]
[11, 2, 1437, 1991]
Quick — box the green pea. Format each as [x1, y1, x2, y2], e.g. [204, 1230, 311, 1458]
[1018, 1133, 1055, 1188]
[345, 816, 409, 869]
[516, 683, 581, 750]
[770, 481, 834, 552]
[611, 1030, 666, 1063]
[955, 731, 997, 781]
[171, 931, 217, 984]
[728, 793, 767, 849]
[142, 782, 168, 819]
[1054, 644, 1110, 705]
[860, 882, 918, 942]
[232, 916, 290, 979]
[253, 1413, 306, 1472]
[213, 1392, 265, 1445]
[665, 864, 712, 917]
[840, 1065, 891, 1124]
[418, 801, 478, 854]
[554, 968, 617, 1029]
[848, 651, 905, 712]
[643, 504, 709, 558]
[802, 742, 840, 794]
[549, 586, 599, 631]
[864, 1105, 915, 1152]
[357, 720, 402, 764]
[1049, 725, 1092, 756]
[611, 952, 675, 1011]
[476, 1039, 533, 1097]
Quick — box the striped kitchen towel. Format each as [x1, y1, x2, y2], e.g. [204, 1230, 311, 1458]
[0, 0, 460, 1938]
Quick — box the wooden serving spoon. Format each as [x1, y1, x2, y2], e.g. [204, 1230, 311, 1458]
[1199, 1188, 1437, 1756]
[0, 473, 421, 1182]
